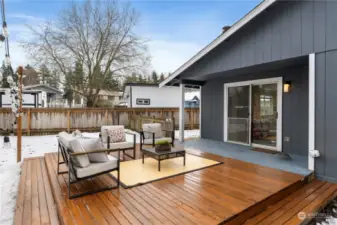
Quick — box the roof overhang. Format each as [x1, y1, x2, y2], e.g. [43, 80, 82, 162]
[159, 0, 277, 88]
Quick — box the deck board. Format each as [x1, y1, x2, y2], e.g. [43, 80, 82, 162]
[14, 158, 60, 225]
[15, 144, 337, 225]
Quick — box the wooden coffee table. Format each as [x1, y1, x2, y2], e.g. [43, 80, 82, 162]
[142, 147, 186, 171]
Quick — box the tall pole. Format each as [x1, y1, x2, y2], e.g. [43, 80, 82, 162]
[17, 66, 23, 162]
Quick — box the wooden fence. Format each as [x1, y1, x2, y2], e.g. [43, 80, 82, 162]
[0, 108, 199, 135]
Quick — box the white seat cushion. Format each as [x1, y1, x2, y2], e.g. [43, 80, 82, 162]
[76, 156, 118, 178]
[104, 142, 134, 149]
[142, 123, 163, 139]
[143, 137, 172, 145]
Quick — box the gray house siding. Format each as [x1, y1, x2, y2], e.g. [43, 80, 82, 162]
[181, 0, 337, 80]
[315, 50, 337, 182]
[201, 66, 309, 156]
[176, 0, 337, 181]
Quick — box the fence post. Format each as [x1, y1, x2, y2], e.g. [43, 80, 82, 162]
[67, 110, 71, 133]
[27, 109, 31, 136]
[105, 109, 108, 125]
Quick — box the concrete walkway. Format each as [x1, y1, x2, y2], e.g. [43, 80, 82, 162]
[183, 138, 311, 176]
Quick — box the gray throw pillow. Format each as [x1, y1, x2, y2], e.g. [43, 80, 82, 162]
[69, 139, 91, 168]
[80, 138, 109, 163]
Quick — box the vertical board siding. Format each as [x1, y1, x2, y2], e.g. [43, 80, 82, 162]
[301, 0, 314, 55]
[181, 0, 337, 79]
[321, 50, 337, 179]
[326, 1, 337, 50]
[315, 52, 326, 176]
[313, 0, 326, 53]
[201, 66, 309, 156]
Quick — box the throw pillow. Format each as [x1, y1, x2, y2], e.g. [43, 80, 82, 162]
[79, 138, 109, 163]
[69, 139, 91, 168]
[107, 126, 126, 143]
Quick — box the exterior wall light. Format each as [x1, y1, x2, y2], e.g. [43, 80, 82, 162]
[283, 81, 291, 93]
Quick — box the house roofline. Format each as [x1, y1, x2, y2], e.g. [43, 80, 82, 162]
[122, 83, 159, 96]
[124, 83, 159, 87]
[23, 84, 63, 94]
[159, 0, 277, 87]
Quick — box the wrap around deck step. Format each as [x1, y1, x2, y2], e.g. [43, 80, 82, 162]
[13, 147, 337, 225]
[244, 179, 337, 225]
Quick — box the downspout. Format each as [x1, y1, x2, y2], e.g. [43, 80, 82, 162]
[308, 53, 319, 171]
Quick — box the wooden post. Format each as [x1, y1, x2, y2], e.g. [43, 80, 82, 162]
[189, 109, 192, 130]
[27, 108, 31, 136]
[17, 66, 23, 163]
[191, 109, 194, 129]
[105, 109, 108, 125]
[67, 110, 71, 133]
[179, 84, 185, 142]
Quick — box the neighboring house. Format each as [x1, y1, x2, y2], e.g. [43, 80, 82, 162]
[97, 90, 123, 106]
[160, 0, 337, 182]
[185, 92, 200, 108]
[122, 83, 182, 108]
[24, 84, 63, 107]
[0, 88, 41, 108]
[0, 84, 63, 108]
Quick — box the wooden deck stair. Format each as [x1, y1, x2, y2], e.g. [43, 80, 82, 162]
[13, 148, 337, 225]
[243, 179, 337, 225]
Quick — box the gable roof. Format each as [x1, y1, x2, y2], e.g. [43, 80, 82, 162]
[159, 0, 277, 87]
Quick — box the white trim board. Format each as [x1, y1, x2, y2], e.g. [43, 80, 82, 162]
[223, 77, 283, 152]
[159, 0, 277, 88]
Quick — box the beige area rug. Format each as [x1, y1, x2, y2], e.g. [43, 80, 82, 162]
[110, 153, 222, 188]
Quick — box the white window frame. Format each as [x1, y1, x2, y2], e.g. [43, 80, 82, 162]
[136, 98, 150, 105]
[224, 77, 283, 151]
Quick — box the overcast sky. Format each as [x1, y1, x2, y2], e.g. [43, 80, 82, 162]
[3, 0, 260, 74]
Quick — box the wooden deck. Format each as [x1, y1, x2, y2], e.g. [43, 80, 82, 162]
[13, 145, 337, 225]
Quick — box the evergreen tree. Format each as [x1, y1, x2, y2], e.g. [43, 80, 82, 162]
[125, 73, 138, 83]
[63, 70, 74, 106]
[1, 62, 17, 88]
[73, 60, 84, 90]
[160, 73, 165, 82]
[49, 69, 60, 89]
[39, 64, 51, 84]
[137, 74, 145, 83]
[151, 70, 158, 84]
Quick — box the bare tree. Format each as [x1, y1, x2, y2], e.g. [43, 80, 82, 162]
[23, 0, 149, 107]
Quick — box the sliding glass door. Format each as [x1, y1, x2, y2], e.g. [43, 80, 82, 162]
[251, 84, 278, 148]
[224, 78, 282, 151]
[227, 85, 250, 144]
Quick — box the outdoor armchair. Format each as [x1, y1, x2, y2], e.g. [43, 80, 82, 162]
[140, 123, 174, 150]
[57, 133, 120, 199]
[100, 125, 136, 159]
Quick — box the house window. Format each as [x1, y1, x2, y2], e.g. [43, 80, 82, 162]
[136, 98, 150, 105]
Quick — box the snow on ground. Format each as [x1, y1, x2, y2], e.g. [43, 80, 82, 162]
[0, 129, 199, 225]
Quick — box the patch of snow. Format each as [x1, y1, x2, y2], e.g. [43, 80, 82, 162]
[0, 139, 21, 225]
[175, 129, 200, 139]
[0, 129, 200, 225]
